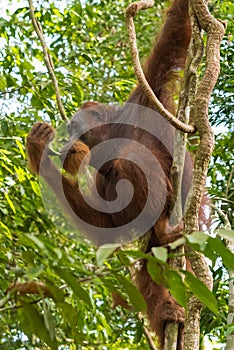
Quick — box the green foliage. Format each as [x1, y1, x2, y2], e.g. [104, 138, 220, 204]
[209, 0, 234, 129]
[0, 0, 233, 348]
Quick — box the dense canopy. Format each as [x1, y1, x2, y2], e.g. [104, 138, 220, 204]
[0, 0, 233, 349]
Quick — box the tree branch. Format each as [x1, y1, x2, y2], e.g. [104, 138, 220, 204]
[143, 325, 159, 350]
[164, 1, 204, 348]
[183, 1, 226, 349]
[125, 0, 195, 134]
[28, 0, 69, 124]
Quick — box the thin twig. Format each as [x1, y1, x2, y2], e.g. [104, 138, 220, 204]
[28, 0, 69, 124]
[0, 298, 42, 312]
[143, 325, 159, 350]
[126, 1, 195, 134]
[212, 204, 231, 230]
[226, 166, 234, 199]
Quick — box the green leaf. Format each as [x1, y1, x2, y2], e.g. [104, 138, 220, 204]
[169, 237, 185, 250]
[0, 222, 12, 239]
[186, 231, 209, 245]
[96, 243, 121, 266]
[73, 83, 84, 105]
[184, 271, 218, 315]
[122, 250, 150, 260]
[117, 250, 131, 267]
[217, 229, 234, 243]
[6, 75, 17, 88]
[26, 265, 44, 279]
[208, 237, 234, 270]
[31, 94, 44, 109]
[115, 273, 146, 312]
[25, 234, 48, 252]
[152, 246, 168, 263]
[15, 139, 26, 159]
[19, 303, 58, 349]
[53, 267, 92, 307]
[81, 53, 93, 64]
[164, 269, 187, 308]
[58, 302, 79, 329]
[186, 231, 209, 252]
[226, 324, 234, 336]
[43, 300, 56, 342]
[147, 259, 164, 285]
[97, 312, 112, 336]
[45, 283, 64, 303]
[4, 193, 16, 214]
[52, 8, 63, 18]
[30, 180, 41, 196]
[0, 76, 6, 90]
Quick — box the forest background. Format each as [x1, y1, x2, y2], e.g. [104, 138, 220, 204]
[0, 0, 233, 349]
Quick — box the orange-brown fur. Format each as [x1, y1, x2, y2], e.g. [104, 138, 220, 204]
[60, 140, 90, 176]
[26, 1, 192, 349]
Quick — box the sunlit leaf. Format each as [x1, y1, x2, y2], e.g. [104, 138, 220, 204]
[4, 193, 16, 214]
[152, 246, 168, 263]
[96, 243, 121, 266]
[217, 229, 234, 243]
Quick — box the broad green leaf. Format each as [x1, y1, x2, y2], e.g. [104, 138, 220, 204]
[25, 234, 48, 252]
[58, 302, 79, 329]
[31, 94, 44, 109]
[15, 139, 26, 158]
[96, 243, 121, 266]
[208, 237, 234, 270]
[122, 250, 150, 260]
[19, 303, 57, 349]
[0, 222, 12, 239]
[53, 267, 92, 307]
[226, 324, 234, 336]
[4, 193, 16, 214]
[217, 229, 234, 243]
[0, 76, 6, 90]
[117, 250, 131, 267]
[164, 269, 187, 308]
[147, 259, 164, 285]
[14, 165, 26, 182]
[26, 265, 44, 279]
[97, 312, 112, 336]
[186, 231, 209, 252]
[184, 271, 218, 315]
[115, 273, 146, 312]
[186, 231, 209, 245]
[169, 236, 185, 250]
[30, 180, 41, 196]
[52, 8, 63, 18]
[45, 283, 64, 303]
[152, 246, 168, 263]
[43, 300, 56, 342]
